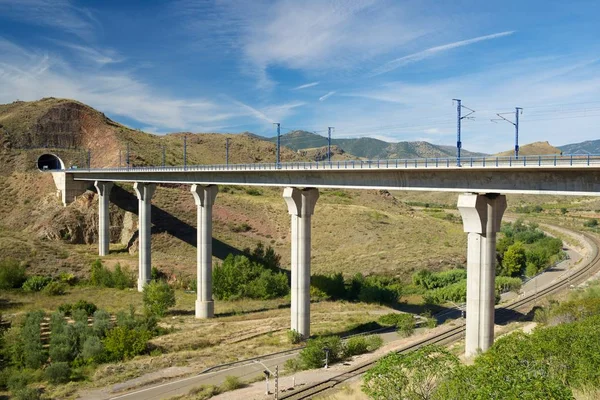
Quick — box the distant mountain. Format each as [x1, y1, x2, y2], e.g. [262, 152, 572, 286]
[268, 130, 486, 159]
[559, 139, 600, 155]
[495, 141, 561, 157]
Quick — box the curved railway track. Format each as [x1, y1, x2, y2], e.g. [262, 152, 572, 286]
[280, 232, 600, 400]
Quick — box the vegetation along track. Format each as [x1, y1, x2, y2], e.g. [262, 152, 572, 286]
[280, 232, 600, 400]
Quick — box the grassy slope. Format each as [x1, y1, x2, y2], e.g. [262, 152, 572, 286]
[494, 141, 561, 156]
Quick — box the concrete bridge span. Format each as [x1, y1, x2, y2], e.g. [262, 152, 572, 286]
[49, 154, 600, 357]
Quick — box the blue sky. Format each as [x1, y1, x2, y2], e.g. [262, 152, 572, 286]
[0, 0, 599, 152]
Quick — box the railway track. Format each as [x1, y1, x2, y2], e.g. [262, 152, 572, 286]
[280, 232, 600, 400]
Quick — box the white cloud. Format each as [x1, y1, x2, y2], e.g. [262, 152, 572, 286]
[0, 0, 98, 40]
[0, 38, 305, 132]
[370, 31, 515, 76]
[319, 91, 336, 102]
[294, 82, 320, 90]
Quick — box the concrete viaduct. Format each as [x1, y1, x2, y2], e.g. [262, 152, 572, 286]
[47, 154, 600, 357]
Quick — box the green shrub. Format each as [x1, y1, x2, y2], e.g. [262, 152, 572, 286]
[364, 334, 384, 351]
[103, 326, 151, 361]
[58, 272, 77, 286]
[379, 313, 415, 336]
[13, 387, 41, 400]
[213, 254, 289, 300]
[245, 188, 262, 196]
[584, 218, 598, 228]
[221, 375, 244, 391]
[355, 275, 402, 304]
[90, 260, 134, 289]
[81, 336, 105, 363]
[187, 384, 221, 399]
[395, 314, 415, 337]
[287, 329, 304, 344]
[113, 264, 134, 289]
[299, 336, 344, 369]
[412, 269, 467, 290]
[92, 310, 111, 337]
[344, 336, 368, 357]
[22, 276, 51, 292]
[42, 281, 67, 296]
[423, 281, 467, 304]
[244, 270, 288, 299]
[0, 259, 27, 289]
[58, 300, 97, 316]
[143, 280, 176, 317]
[45, 362, 71, 384]
[284, 357, 302, 373]
[311, 273, 346, 299]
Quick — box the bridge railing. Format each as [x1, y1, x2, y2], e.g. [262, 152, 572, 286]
[64, 153, 600, 173]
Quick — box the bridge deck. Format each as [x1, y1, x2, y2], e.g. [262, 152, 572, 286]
[61, 154, 600, 196]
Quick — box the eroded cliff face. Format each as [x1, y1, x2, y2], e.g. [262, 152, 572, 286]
[0, 99, 122, 168]
[32, 191, 128, 246]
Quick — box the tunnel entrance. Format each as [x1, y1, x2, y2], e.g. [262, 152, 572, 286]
[37, 154, 65, 171]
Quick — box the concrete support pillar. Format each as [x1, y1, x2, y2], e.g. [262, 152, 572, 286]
[458, 193, 506, 357]
[190, 184, 218, 319]
[283, 187, 319, 338]
[94, 181, 113, 256]
[134, 182, 156, 292]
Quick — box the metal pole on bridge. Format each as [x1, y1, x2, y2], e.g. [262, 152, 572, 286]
[327, 126, 334, 163]
[274, 123, 281, 167]
[453, 99, 475, 167]
[183, 135, 187, 170]
[225, 137, 230, 166]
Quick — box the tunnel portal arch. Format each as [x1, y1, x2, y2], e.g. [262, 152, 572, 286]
[37, 153, 65, 171]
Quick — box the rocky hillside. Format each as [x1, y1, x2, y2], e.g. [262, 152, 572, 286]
[266, 130, 487, 159]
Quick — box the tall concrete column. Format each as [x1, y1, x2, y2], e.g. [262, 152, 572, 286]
[283, 187, 319, 338]
[94, 181, 113, 256]
[458, 193, 506, 357]
[190, 184, 218, 319]
[134, 182, 156, 292]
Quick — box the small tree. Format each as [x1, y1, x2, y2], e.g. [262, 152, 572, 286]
[502, 242, 527, 277]
[143, 280, 176, 317]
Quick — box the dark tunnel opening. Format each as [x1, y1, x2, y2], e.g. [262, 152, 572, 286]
[37, 154, 65, 171]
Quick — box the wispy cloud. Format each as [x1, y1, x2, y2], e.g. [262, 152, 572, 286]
[0, 38, 283, 132]
[232, 99, 306, 124]
[319, 91, 336, 102]
[175, 0, 435, 89]
[370, 31, 515, 76]
[0, 0, 98, 40]
[52, 41, 123, 65]
[294, 81, 320, 90]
